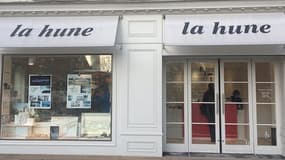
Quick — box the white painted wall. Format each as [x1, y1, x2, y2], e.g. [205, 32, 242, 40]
[117, 15, 163, 156]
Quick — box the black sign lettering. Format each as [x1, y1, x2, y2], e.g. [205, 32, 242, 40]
[182, 21, 271, 36]
[10, 24, 95, 38]
[10, 25, 33, 37]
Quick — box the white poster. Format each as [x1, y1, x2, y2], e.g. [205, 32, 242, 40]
[164, 13, 285, 45]
[0, 16, 118, 47]
[81, 113, 111, 138]
[67, 74, 92, 109]
[28, 75, 52, 109]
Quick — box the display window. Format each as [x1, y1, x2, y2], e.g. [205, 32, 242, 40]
[0, 54, 112, 141]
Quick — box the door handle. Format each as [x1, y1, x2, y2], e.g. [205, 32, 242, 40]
[222, 93, 225, 114]
[216, 93, 219, 114]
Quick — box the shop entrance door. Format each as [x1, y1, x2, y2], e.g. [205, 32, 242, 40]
[164, 59, 255, 154]
[189, 60, 253, 153]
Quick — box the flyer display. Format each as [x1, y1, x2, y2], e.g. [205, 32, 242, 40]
[67, 74, 92, 109]
[28, 75, 52, 109]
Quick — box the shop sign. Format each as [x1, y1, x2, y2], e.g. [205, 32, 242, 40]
[164, 13, 285, 45]
[0, 16, 118, 47]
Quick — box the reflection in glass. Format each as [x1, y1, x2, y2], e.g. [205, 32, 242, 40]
[166, 83, 184, 102]
[1, 55, 112, 140]
[191, 63, 215, 82]
[192, 124, 215, 144]
[167, 103, 184, 122]
[257, 104, 276, 124]
[225, 83, 248, 102]
[225, 125, 249, 145]
[255, 63, 274, 82]
[167, 124, 184, 144]
[224, 62, 248, 82]
[166, 63, 184, 82]
[225, 104, 249, 123]
[256, 83, 275, 103]
[257, 126, 277, 146]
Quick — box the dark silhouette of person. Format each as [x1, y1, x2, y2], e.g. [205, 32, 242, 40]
[92, 74, 111, 113]
[230, 89, 243, 110]
[201, 83, 216, 142]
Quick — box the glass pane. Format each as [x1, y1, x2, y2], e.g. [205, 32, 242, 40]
[1, 55, 112, 140]
[257, 104, 276, 124]
[192, 124, 216, 144]
[191, 62, 215, 82]
[192, 103, 215, 123]
[224, 62, 248, 82]
[167, 103, 184, 122]
[166, 63, 184, 82]
[166, 124, 184, 144]
[192, 83, 215, 102]
[225, 83, 248, 102]
[256, 63, 274, 82]
[225, 125, 249, 145]
[256, 83, 275, 103]
[225, 104, 249, 123]
[166, 83, 184, 102]
[257, 126, 277, 146]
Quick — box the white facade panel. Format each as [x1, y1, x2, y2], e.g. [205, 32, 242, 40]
[120, 15, 162, 44]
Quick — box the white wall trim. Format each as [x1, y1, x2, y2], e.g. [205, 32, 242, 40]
[0, 1, 285, 16]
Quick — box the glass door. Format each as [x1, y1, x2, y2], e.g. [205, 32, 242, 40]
[189, 61, 220, 153]
[163, 58, 281, 154]
[220, 60, 253, 153]
[253, 62, 280, 154]
[164, 61, 188, 152]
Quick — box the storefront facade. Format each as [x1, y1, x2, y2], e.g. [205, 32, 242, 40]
[0, 0, 285, 157]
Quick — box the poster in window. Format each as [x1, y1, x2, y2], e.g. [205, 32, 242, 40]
[28, 75, 52, 109]
[67, 74, 91, 109]
[80, 113, 111, 139]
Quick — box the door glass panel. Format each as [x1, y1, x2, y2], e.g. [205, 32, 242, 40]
[167, 83, 184, 102]
[191, 63, 215, 82]
[167, 124, 184, 144]
[224, 62, 249, 146]
[255, 63, 274, 82]
[224, 83, 248, 102]
[167, 103, 184, 122]
[255, 62, 277, 146]
[224, 63, 248, 81]
[225, 104, 249, 123]
[192, 124, 216, 144]
[165, 63, 185, 144]
[256, 83, 275, 103]
[225, 125, 249, 145]
[257, 104, 276, 124]
[257, 125, 277, 146]
[191, 62, 216, 145]
[167, 63, 184, 81]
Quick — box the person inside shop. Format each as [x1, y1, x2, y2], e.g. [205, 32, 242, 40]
[200, 83, 216, 142]
[230, 89, 243, 110]
[92, 74, 111, 113]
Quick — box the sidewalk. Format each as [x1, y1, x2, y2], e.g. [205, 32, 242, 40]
[0, 154, 283, 160]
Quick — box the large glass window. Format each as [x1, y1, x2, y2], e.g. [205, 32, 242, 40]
[0, 55, 112, 140]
